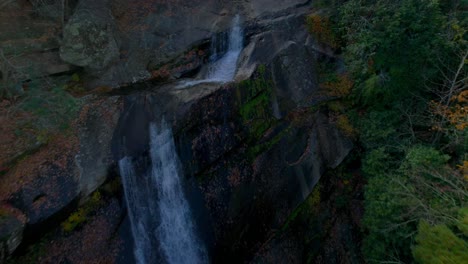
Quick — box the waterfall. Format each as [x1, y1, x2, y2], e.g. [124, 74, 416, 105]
[119, 120, 207, 264]
[177, 14, 243, 88]
[119, 157, 155, 264]
[205, 14, 243, 82]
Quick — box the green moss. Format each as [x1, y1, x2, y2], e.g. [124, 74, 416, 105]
[102, 177, 122, 195]
[236, 66, 277, 154]
[19, 80, 79, 134]
[0, 208, 8, 220]
[239, 92, 269, 121]
[308, 186, 321, 210]
[237, 65, 320, 161]
[71, 73, 80, 82]
[280, 185, 322, 232]
[61, 208, 86, 233]
[247, 125, 290, 159]
[239, 95, 269, 123]
[60, 191, 103, 233]
[280, 203, 304, 232]
[327, 100, 345, 113]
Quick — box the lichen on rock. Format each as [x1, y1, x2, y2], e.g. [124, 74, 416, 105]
[60, 7, 119, 72]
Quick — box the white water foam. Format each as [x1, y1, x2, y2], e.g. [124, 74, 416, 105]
[177, 15, 243, 88]
[119, 120, 207, 264]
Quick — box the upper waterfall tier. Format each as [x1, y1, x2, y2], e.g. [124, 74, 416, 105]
[177, 15, 243, 88]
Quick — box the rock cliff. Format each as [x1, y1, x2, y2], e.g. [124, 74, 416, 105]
[60, 0, 314, 87]
[0, 1, 356, 263]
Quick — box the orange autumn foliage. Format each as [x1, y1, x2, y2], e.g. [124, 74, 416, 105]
[320, 73, 354, 97]
[457, 160, 468, 182]
[306, 14, 339, 49]
[430, 90, 468, 131]
[336, 114, 357, 138]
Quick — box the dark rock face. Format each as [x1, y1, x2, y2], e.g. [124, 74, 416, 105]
[111, 67, 352, 263]
[105, 3, 352, 261]
[252, 160, 365, 264]
[7, 193, 125, 264]
[37, 198, 123, 263]
[236, 12, 318, 113]
[60, 0, 315, 87]
[7, 152, 79, 232]
[1, 1, 356, 262]
[270, 41, 317, 111]
[174, 86, 352, 262]
[0, 4, 70, 87]
[76, 96, 122, 197]
[0, 96, 121, 262]
[0, 207, 25, 263]
[0, 143, 78, 262]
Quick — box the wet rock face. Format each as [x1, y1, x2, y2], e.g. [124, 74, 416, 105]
[111, 65, 352, 263]
[271, 41, 317, 109]
[107, 5, 351, 259]
[0, 1, 354, 262]
[236, 12, 319, 114]
[60, 0, 315, 86]
[174, 84, 352, 262]
[252, 160, 365, 264]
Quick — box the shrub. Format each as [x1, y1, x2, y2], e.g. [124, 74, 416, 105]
[413, 221, 468, 264]
[320, 73, 353, 97]
[61, 208, 86, 232]
[306, 14, 339, 49]
[336, 114, 357, 138]
[61, 191, 103, 233]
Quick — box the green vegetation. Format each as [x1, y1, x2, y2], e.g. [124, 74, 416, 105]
[413, 220, 468, 264]
[61, 191, 103, 233]
[247, 126, 290, 160]
[0, 207, 7, 219]
[20, 82, 78, 129]
[306, 13, 340, 49]
[280, 184, 323, 233]
[310, 0, 467, 262]
[237, 65, 280, 158]
[8, 76, 80, 147]
[308, 186, 321, 212]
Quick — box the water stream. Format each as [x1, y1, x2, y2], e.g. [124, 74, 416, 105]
[119, 120, 206, 264]
[117, 14, 243, 264]
[177, 15, 243, 88]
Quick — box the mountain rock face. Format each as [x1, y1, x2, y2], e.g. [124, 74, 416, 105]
[0, 206, 25, 262]
[109, 74, 352, 263]
[107, 4, 352, 260]
[60, 0, 313, 86]
[1, 0, 355, 263]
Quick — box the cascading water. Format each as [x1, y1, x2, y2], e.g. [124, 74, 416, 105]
[177, 14, 243, 88]
[205, 14, 243, 82]
[119, 120, 207, 264]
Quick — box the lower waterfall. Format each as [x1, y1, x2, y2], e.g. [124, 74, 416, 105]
[119, 120, 207, 264]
